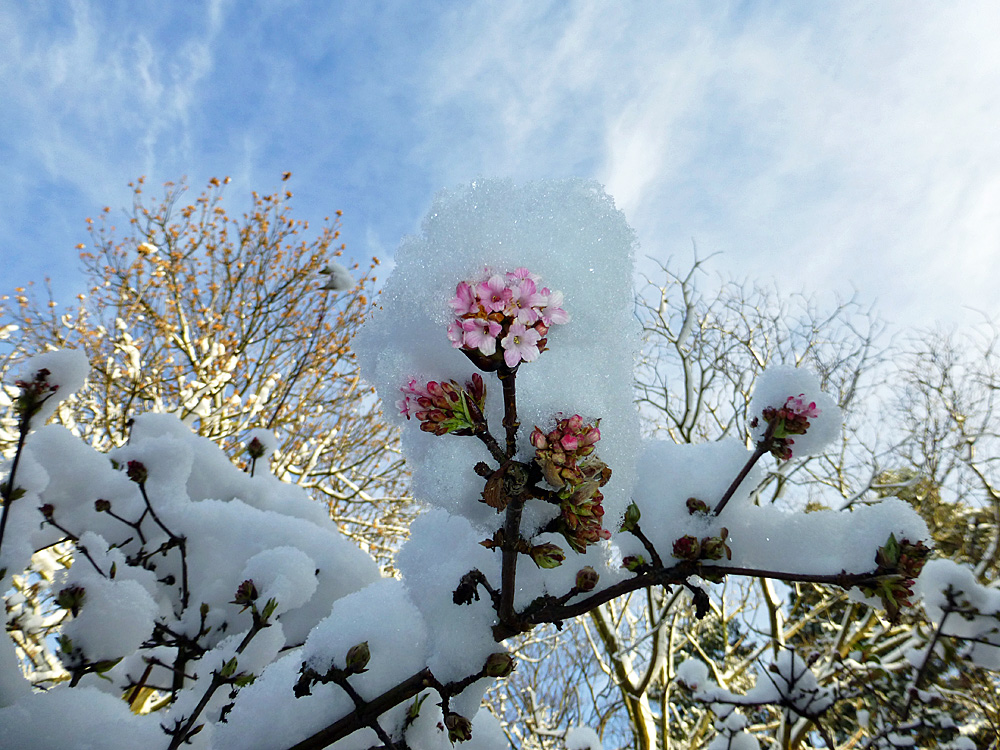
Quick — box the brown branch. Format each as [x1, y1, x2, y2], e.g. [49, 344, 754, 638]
[714, 433, 771, 516]
[287, 669, 435, 750]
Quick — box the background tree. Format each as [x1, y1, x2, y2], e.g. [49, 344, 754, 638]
[0, 177, 994, 750]
[491, 255, 1000, 749]
[1, 176, 412, 683]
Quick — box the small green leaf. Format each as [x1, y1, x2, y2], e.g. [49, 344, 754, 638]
[233, 673, 256, 688]
[219, 657, 239, 679]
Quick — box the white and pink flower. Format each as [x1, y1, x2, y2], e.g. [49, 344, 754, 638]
[446, 267, 569, 370]
[501, 323, 541, 368]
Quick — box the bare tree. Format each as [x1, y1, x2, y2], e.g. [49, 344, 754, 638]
[2, 175, 413, 683]
[493, 254, 999, 749]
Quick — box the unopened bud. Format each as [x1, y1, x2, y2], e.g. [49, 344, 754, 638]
[126, 460, 148, 484]
[701, 535, 729, 561]
[444, 712, 473, 743]
[94, 499, 112, 513]
[246, 437, 266, 460]
[575, 566, 599, 592]
[484, 652, 515, 678]
[529, 542, 565, 569]
[672, 535, 701, 561]
[345, 641, 370, 674]
[231, 579, 259, 610]
[620, 501, 641, 532]
[621, 555, 646, 572]
[39, 503, 54, 519]
[685, 497, 710, 515]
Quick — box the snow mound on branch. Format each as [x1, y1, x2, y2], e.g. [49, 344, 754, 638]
[748, 366, 841, 459]
[60, 571, 158, 663]
[355, 178, 642, 528]
[916, 559, 1000, 669]
[16, 348, 90, 423]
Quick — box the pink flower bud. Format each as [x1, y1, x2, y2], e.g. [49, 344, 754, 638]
[560, 433, 579, 451]
[575, 566, 600, 592]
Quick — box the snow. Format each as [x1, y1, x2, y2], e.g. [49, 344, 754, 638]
[355, 178, 642, 529]
[675, 658, 710, 690]
[747, 366, 841, 459]
[625, 437, 929, 577]
[916, 559, 1000, 669]
[303, 578, 428, 701]
[2, 178, 994, 749]
[59, 570, 158, 663]
[239, 546, 319, 615]
[565, 726, 604, 750]
[319, 259, 355, 291]
[15, 348, 90, 424]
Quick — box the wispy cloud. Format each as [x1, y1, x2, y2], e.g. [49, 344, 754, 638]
[2, 1, 998, 327]
[405, 1, 1000, 324]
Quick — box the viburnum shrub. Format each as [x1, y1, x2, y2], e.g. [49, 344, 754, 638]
[402, 268, 611, 561]
[2, 180, 988, 750]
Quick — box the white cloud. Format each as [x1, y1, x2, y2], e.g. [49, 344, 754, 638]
[2, 0, 999, 328]
[402, 1, 1000, 324]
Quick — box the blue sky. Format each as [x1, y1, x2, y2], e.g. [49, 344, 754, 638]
[2, 1, 999, 327]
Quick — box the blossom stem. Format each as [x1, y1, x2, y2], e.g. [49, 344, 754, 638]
[138, 483, 190, 610]
[713, 421, 777, 516]
[498, 367, 519, 458]
[628, 523, 663, 568]
[0, 408, 35, 556]
[474, 429, 507, 465]
[498, 495, 526, 630]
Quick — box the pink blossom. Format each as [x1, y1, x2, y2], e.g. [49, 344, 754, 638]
[477, 275, 512, 313]
[449, 281, 478, 316]
[786, 394, 820, 419]
[397, 378, 426, 418]
[501, 323, 541, 367]
[447, 267, 568, 367]
[539, 288, 570, 326]
[447, 320, 465, 348]
[560, 433, 580, 451]
[507, 279, 545, 324]
[506, 267, 542, 284]
[461, 317, 502, 355]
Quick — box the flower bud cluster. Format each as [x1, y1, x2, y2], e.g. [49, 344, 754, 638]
[447, 267, 569, 370]
[671, 529, 732, 563]
[246, 437, 267, 460]
[126, 460, 149, 484]
[397, 374, 486, 436]
[444, 712, 473, 743]
[751, 393, 821, 460]
[531, 416, 611, 553]
[14, 367, 59, 419]
[231, 579, 259, 611]
[861, 534, 932, 621]
[529, 542, 566, 569]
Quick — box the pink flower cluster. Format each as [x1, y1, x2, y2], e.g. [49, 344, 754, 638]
[530, 415, 611, 553]
[397, 374, 486, 436]
[447, 267, 569, 370]
[751, 393, 821, 460]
